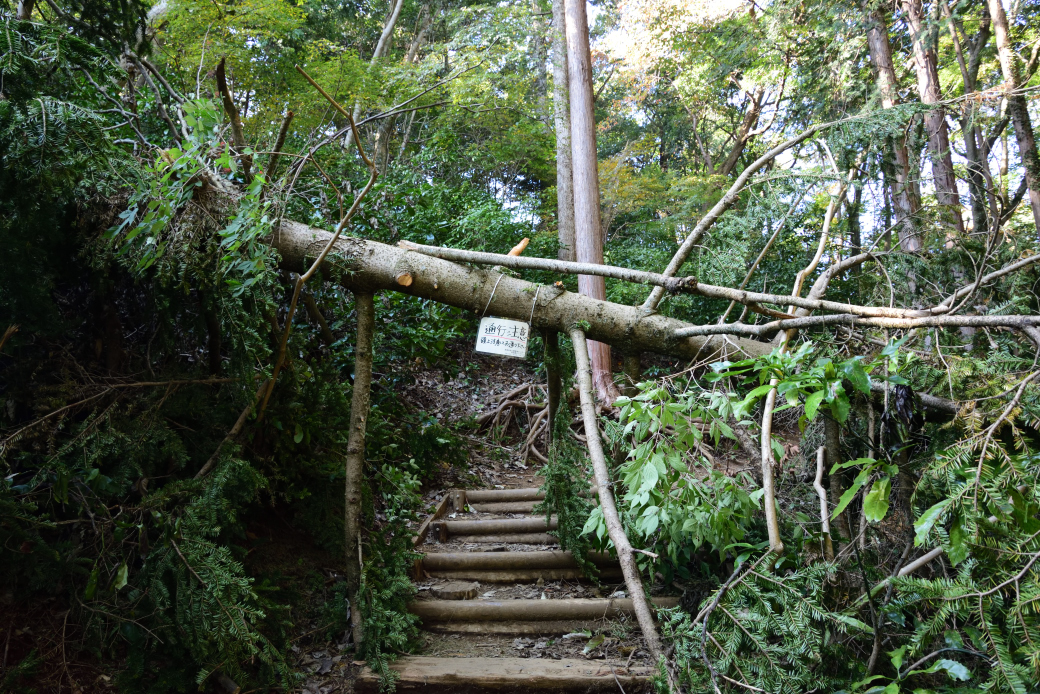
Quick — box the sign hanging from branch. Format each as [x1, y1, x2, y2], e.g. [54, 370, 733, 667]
[475, 317, 530, 358]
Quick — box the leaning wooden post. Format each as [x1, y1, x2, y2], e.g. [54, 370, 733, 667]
[569, 328, 665, 660]
[345, 291, 375, 646]
[543, 330, 562, 444]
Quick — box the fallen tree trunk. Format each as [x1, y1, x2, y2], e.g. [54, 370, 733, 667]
[270, 221, 967, 417]
[272, 220, 771, 361]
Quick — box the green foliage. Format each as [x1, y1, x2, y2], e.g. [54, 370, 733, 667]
[536, 402, 598, 579]
[589, 381, 760, 580]
[0, 18, 134, 333]
[658, 563, 865, 693]
[355, 464, 423, 691]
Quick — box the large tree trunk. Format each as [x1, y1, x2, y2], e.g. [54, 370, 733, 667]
[551, 0, 575, 263]
[865, 7, 922, 252]
[564, 0, 616, 401]
[988, 0, 1040, 238]
[903, 0, 965, 237]
[345, 291, 375, 646]
[272, 221, 769, 362]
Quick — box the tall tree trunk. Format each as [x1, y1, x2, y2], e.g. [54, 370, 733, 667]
[564, 0, 617, 401]
[903, 0, 965, 237]
[530, 0, 548, 113]
[353, 0, 407, 121]
[865, 7, 922, 252]
[987, 0, 1040, 238]
[552, 0, 576, 263]
[16, 0, 34, 20]
[942, 0, 991, 233]
[372, 4, 433, 172]
[543, 329, 562, 443]
[345, 292, 375, 646]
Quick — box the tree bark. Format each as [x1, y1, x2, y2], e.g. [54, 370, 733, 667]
[543, 329, 561, 444]
[551, 0, 575, 263]
[15, 0, 34, 20]
[352, 0, 407, 121]
[622, 353, 640, 398]
[271, 220, 771, 362]
[569, 328, 664, 660]
[865, 7, 922, 252]
[215, 57, 251, 180]
[372, 4, 433, 172]
[943, 0, 992, 234]
[718, 85, 765, 177]
[564, 0, 616, 401]
[903, 0, 965, 237]
[345, 291, 375, 646]
[987, 0, 1040, 238]
[824, 415, 850, 543]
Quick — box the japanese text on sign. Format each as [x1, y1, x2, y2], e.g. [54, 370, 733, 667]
[475, 317, 530, 359]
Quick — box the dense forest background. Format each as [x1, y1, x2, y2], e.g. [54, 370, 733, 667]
[2, 0, 1040, 691]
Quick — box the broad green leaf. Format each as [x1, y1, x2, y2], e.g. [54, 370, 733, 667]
[913, 499, 951, 546]
[842, 360, 871, 393]
[832, 467, 873, 519]
[863, 477, 892, 522]
[948, 515, 970, 565]
[804, 390, 826, 420]
[832, 614, 873, 634]
[84, 567, 99, 600]
[829, 386, 850, 422]
[907, 659, 970, 681]
[888, 645, 907, 670]
[294, 423, 304, 444]
[114, 563, 129, 591]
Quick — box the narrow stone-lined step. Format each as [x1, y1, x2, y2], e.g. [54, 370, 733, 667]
[355, 656, 653, 692]
[424, 568, 621, 582]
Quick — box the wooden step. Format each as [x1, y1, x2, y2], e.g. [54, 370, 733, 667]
[355, 656, 653, 692]
[422, 620, 613, 635]
[451, 533, 558, 544]
[466, 488, 543, 502]
[422, 568, 623, 583]
[468, 501, 538, 513]
[410, 597, 680, 623]
[433, 516, 556, 539]
[419, 550, 622, 581]
[422, 550, 615, 571]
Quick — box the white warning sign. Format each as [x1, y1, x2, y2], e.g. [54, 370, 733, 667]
[475, 317, 530, 359]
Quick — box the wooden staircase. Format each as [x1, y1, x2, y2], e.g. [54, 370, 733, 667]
[356, 487, 677, 692]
